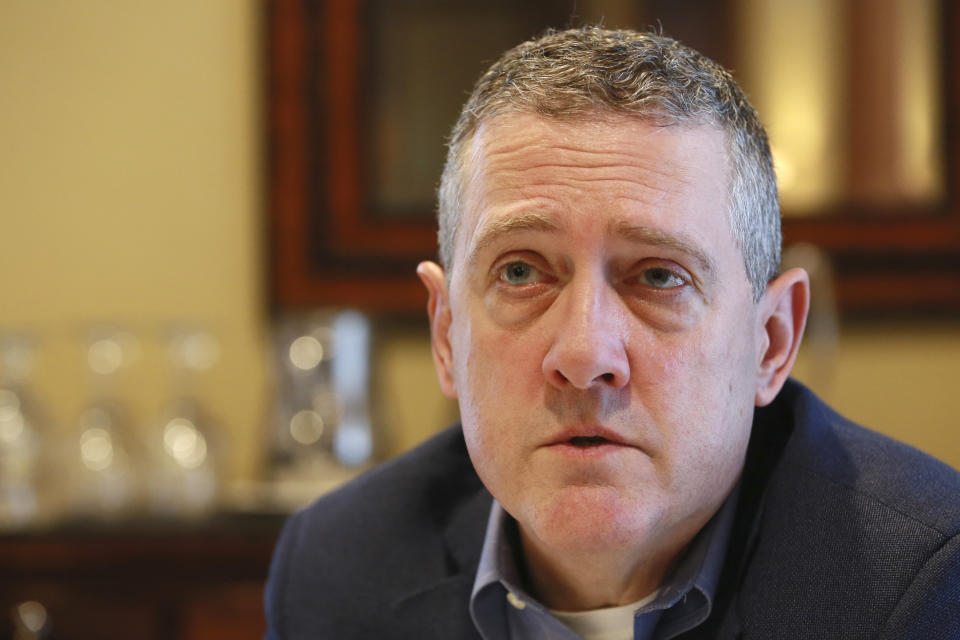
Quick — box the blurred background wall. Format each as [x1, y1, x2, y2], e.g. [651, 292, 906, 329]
[0, 1, 268, 483]
[0, 0, 957, 503]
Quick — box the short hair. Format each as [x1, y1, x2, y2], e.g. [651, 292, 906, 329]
[436, 27, 780, 301]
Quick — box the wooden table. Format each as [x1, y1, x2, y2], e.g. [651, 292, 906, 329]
[0, 514, 284, 639]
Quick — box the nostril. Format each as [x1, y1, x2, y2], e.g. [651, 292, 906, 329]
[548, 369, 620, 388]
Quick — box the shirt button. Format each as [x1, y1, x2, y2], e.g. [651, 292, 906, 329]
[506, 591, 527, 610]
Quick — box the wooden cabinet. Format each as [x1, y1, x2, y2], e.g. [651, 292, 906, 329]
[0, 516, 282, 640]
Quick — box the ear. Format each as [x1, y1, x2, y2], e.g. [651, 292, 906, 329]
[755, 267, 810, 406]
[416, 261, 458, 398]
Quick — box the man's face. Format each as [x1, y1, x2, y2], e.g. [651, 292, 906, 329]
[428, 113, 769, 566]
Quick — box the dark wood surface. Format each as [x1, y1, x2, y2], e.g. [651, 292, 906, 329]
[0, 515, 283, 640]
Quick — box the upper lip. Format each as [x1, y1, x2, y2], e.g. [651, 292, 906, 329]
[546, 425, 635, 447]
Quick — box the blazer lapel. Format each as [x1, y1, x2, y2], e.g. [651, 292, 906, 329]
[391, 486, 492, 639]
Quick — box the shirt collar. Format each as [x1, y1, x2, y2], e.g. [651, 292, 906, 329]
[642, 482, 741, 637]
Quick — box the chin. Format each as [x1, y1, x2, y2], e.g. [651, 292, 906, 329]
[524, 485, 663, 554]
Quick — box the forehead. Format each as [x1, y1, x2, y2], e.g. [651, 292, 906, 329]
[454, 113, 732, 265]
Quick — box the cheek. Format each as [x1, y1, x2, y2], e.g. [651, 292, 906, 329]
[637, 321, 757, 443]
[451, 321, 543, 437]
[455, 307, 546, 398]
[454, 338, 535, 500]
[686, 333, 757, 452]
[627, 330, 710, 400]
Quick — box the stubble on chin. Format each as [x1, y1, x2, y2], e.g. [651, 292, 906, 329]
[530, 484, 665, 549]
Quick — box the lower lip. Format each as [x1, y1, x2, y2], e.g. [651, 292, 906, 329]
[548, 442, 633, 458]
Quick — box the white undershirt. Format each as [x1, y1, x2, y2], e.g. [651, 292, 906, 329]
[549, 590, 660, 640]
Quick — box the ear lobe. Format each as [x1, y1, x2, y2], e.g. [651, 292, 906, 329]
[416, 261, 458, 399]
[755, 267, 810, 406]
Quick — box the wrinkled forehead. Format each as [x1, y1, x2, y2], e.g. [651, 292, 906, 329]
[451, 112, 734, 265]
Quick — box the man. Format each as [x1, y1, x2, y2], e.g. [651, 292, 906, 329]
[265, 28, 960, 639]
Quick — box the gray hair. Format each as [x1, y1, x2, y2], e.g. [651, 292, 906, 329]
[436, 27, 780, 301]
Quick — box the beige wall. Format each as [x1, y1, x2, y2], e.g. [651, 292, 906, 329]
[793, 322, 960, 470]
[0, 1, 266, 481]
[1, 1, 957, 493]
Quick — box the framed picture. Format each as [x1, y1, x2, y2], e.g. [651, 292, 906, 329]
[268, 0, 960, 315]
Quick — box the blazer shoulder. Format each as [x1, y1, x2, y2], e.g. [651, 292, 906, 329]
[780, 381, 960, 536]
[735, 382, 960, 638]
[300, 424, 483, 528]
[264, 425, 490, 638]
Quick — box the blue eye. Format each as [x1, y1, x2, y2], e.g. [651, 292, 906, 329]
[501, 261, 539, 285]
[641, 267, 685, 289]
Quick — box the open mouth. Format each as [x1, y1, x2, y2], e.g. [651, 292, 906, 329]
[568, 436, 611, 447]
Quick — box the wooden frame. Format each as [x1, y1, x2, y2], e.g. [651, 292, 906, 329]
[269, 0, 433, 312]
[778, 0, 960, 315]
[268, 0, 960, 316]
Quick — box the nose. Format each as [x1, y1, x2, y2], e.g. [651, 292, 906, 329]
[541, 274, 630, 390]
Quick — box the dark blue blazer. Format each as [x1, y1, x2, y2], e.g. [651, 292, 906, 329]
[264, 380, 960, 639]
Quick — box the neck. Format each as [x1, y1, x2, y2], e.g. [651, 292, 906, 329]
[517, 525, 693, 611]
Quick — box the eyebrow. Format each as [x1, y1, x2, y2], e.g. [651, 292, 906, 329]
[610, 220, 715, 277]
[467, 212, 560, 267]
[465, 212, 716, 278]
